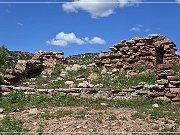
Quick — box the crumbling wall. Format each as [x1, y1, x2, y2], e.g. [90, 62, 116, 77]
[32, 51, 66, 75]
[98, 35, 179, 69]
[4, 51, 66, 84]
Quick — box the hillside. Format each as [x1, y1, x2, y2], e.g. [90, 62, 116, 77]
[66, 53, 99, 65]
[0, 49, 33, 73]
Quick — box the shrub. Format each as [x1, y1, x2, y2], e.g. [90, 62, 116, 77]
[0, 116, 28, 134]
[0, 45, 9, 65]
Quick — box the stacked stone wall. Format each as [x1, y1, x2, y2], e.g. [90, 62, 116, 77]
[98, 35, 179, 69]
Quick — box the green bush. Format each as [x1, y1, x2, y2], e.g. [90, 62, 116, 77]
[0, 116, 28, 134]
[0, 45, 9, 65]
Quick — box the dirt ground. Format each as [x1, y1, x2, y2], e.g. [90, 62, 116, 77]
[8, 106, 179, 135]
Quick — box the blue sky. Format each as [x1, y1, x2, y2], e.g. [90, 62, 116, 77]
[0, 0, 180, 57]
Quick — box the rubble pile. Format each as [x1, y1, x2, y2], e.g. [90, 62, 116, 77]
[4, 51, 66, 84]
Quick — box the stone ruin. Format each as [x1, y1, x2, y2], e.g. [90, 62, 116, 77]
[97, 34, 179, 69]
[1, 34, 180, 101]
[4, 51, 66, 84]
[32, 51, 67, 75]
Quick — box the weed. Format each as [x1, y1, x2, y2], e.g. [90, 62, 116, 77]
[0, 116, 28, 134]
[114, 71, 156, 89]
[132, 64, 146, 72]
[74, 110, 88, 119]
[131, 112, 146, 120]
[41, 109, 72, 120]
[159, 128, 178, 135]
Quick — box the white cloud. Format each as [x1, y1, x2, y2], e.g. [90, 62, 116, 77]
[176, 0, 180, 4]
[62, 0, 142, 18]
[129, 24, 151, 33]
[17, 22, 24, 26]
[144, 28, 151, 32]
[129, 27, 140, 32]
[84, 37, 106, 45]
[47, 32, 106, 46]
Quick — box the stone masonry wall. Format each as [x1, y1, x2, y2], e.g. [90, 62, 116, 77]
[98, 34, 179, 69]
[4, 51, 66, 84]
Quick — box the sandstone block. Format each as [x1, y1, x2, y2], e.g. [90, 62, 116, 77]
[167, 76, 179, 81]
[170, 88, 180, 94]
[157, 64, 173, 70]
[157, 79, 168, 85]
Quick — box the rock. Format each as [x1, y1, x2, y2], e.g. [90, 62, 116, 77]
[94, 84, 103, 88]
[78, 81, 89, 88]
[101, 68, 107, 75]
[29, 108, 39, 115]
[170, 88, 180, 94]
[152, 103, 159, 108]
[76, 74, 85, 79]
[87, 73, 99, 80]
[0, 114, 5, 119]
[112, 68, 119, 74]
[122, 89, 135, 92]
[0, 108, 4, 114]
[88, 84, 94, 88]
[157, 79, 168, 85]
[148, 84, 165, 90]
[71, 64, 81, 71]
[169, 81, 180, 85]
[131, 85, 144, 90]
[29, 78, 36, 81]
[60, 71, 66, 78]
[165, 92, 177, 98]
[65, 81, 74, 88]
[148, 91, 164, 97]
[171, 95, 180, 101]
[76, 125, 81, 129]
[157, 64, 173, 70]
[65, 66, 71, 71]
[127, 70, 138, 76]
[167, 76, 179, 81]
[57, 77, 63, 81]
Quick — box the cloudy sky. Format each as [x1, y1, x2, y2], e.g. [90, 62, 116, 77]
[0, 0, 180, 57]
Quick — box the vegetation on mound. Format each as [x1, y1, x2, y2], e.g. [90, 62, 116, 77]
[66, 53, 99, 65]
[173, 64, 180, 77]
[0, 45, 33, 74]
[17, 64, 156, 89]
[0, 45, 9, 85]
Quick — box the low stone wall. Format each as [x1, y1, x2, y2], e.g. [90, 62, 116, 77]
[0, 85, 150, 100]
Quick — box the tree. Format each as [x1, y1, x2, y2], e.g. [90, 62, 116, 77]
[0, 45, 9, 65]
[0, 45, 9, 85]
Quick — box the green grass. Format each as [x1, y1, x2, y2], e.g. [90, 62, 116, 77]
[0, 116, 28, 134]
[47, 80, 65, 89]
[0, 92, 172, 113]
[114, 71, 156, 89]
[131, 112, 146, 120]
[173, 64, 180, 77]
[74, 110, 88, 119]
[132, 64, 146, 72]
[0, 92, 180, 133]
[41, 110, 72, 120]
[159, 128, 178, 135]
[16, 63, 156, 90]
